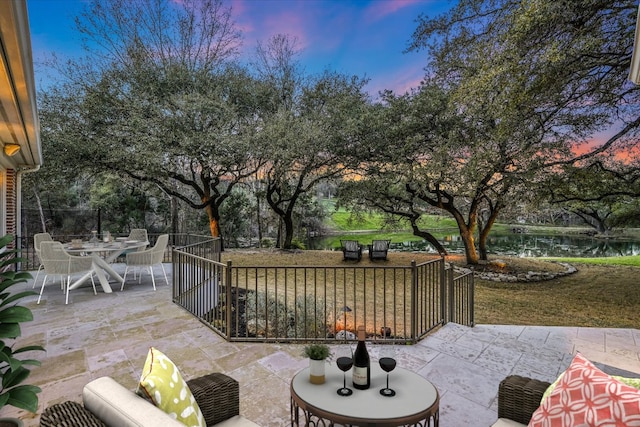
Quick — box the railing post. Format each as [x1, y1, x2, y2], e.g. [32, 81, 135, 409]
[171, 247, 176, 301]
[225, 260, 233, 341]
[468, 274, 475, 327]
[438, 257, 444, 325]
[214, 239, 221, 262]
[447, 266, 454, 324]
[410, 260, 417, 340]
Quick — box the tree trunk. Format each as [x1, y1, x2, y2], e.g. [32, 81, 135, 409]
[478, 234, 488, 261]
[171, 195, 178, 245]
[33, 187, 47, 232]
[460, 229, 479, 265]
[204, 204, 220, 238]
[445, 204, 479, 265]
[276, 218, 282, 248]
[256, 197, 263, 247]
[409, 220, 448, 255]
[411, 184, 480, 264]
[478, 205, 501, 261]
[572, 209, 609, 235]
[282, 213, 294, 249]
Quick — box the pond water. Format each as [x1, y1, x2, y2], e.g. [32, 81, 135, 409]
[309, 232, 640, 258]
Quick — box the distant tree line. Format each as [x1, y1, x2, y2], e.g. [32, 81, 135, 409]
[23, 0, 640, 264]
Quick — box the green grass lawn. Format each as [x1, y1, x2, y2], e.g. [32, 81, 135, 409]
[543, 255, 640, 267]
[325, 202, 457, 232]
[474, 255, 640, 328]
[318, 200, 640, 328]
[224, 248, 640, 329]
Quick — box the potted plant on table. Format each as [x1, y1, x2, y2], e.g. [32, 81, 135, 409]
[303, 343, 331, 385]
[0, 234, 45, 426]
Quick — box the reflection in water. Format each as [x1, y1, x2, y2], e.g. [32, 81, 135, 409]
[309, 233, 640, 258]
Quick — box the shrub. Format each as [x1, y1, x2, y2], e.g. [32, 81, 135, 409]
[244, 291, 332, 339]
[0, 234, 45, 413]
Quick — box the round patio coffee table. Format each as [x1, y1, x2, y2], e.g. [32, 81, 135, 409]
[290, 364, 439, 427]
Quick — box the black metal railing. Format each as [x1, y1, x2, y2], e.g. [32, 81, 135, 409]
[18, 231, 474, 342]
[172, 239, 475, 343]
[446, 268, 475, 326]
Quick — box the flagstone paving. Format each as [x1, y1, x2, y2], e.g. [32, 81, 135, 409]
[1, 264, 638, 426]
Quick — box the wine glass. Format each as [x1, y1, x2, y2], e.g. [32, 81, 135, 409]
[379, 345, 396, 397]
[336, 345, 353, 396]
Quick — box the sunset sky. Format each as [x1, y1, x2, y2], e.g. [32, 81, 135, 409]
[26, 0, 454, 97]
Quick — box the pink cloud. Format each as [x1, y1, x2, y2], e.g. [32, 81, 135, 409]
[230, 0, 317, 57]
[222, 0, 433, 96]
[229, 0, 248, 15]
[364, 0, 425, 22]
[229, 0, 255, 36]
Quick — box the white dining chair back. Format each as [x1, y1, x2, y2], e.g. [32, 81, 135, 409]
[127, 229, 149, 251]
[38, 241, 96, 304]
[121, 234, 169, 291]
[33, 232, 53, 288]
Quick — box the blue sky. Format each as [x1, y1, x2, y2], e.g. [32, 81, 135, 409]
[26, 0, 454, 96]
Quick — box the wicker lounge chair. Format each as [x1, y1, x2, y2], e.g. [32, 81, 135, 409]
[492, 375, 550, 426]
[367, 239, 391, 261]
[341, 240, 362, 261]
[40, 372, 257, 427]
[493, 358, 640, 426]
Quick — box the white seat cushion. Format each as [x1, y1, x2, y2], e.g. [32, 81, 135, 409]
[216, 415, 260, 427]
[491, 418, 527, 427]
[83, 376, 184, 427]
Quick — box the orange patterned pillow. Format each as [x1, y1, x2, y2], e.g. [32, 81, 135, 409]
[529, 353, 640, 426]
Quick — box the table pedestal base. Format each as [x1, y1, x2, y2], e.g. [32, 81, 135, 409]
[290, 396, 439, 427]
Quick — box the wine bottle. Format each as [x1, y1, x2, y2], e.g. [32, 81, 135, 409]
[352, 325, 370, 389]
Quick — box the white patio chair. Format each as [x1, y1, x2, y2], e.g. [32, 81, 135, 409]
[127, 229, 149, 250]
[114, 228, 150, 263]
[33, 232, 53, 288]
[121, 234, 169, 291]
[38, 241, 96, 304]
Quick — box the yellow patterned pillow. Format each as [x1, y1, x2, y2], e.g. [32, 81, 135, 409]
[136, 347, 205, 427]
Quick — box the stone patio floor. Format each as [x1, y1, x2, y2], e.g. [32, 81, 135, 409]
[1, 263, 639, 426]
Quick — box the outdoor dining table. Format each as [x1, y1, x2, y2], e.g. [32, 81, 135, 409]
[64, 240, 148, 293]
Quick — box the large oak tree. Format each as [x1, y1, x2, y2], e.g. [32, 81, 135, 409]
[340, 0, 640, 264]
[40, 0, 263, 239]
[254, 35, 369, 248]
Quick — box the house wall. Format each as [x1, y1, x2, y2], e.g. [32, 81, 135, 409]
[0, 171, 4, 237]
[6, 169, 16, 244]
[0, 0, 43, 245]
[0, 169, 17, 246]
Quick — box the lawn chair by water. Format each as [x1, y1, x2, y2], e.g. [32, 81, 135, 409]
[368, 239, 391, 261]
[341, 240, 362, 261]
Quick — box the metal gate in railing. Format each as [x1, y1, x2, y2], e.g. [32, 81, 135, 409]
[172, 240, 475, 344]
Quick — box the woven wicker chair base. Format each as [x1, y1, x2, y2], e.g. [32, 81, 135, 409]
[39, 401, 106, 427]
[188, 372, 240, 426]
[497, 375, 551, 425]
